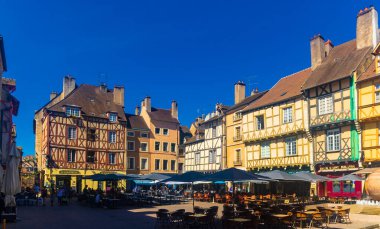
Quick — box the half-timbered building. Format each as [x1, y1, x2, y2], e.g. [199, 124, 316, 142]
[184, 104, 228, 172]
[34, 76, 127, 191]
[357, 42, 380, 168]
[225, 82, 267, 170]
[242, 69, 313, 173]
[301, 7, 378, 198]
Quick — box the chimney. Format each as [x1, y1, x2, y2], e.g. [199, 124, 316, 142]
[50, 91, 58, 100]
[251, 88, 259, 96]
[135, 106, 140, 115]
[234, 81, 246, 104]
[310, 34, 325, 70]
[324, 40, 334, 57]
[63, 75, 76, 98]
[171, 100, 178, 119]
[99, 83, 107, 93]
[144, 96, 151, 112]
[113, 86, 124, 107]
[356, 6, 379, 49]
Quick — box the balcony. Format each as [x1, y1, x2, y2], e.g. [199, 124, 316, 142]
[233, 160, 242, 166]
[233, 135, 242, 141]
[310, 110, 352, 128]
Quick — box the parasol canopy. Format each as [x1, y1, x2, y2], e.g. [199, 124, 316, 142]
[204, 167, 270, 183]
[293, 171, 330, 182]
[333, 174, 364, 181]
[1, 142, 21, 207]
[257, 170, 309, 181]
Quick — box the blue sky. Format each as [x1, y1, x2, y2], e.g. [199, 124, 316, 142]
[0, 0, 376, 155]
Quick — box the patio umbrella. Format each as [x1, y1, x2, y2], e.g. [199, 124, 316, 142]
[204, 167, 270, 209]
[161, 171, 208, 211]
[293, 171, 330, 182]
[1, 142, 21, 207]
[139, 173, 171, 182]
[334, 174, 364, 181]
[257, 170, 309, 181]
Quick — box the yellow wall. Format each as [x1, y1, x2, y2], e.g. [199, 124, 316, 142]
[226, 112, 246, 169]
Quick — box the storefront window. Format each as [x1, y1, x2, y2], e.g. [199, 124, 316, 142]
[332, 181, 340, 193]
[343, 181, 355, 193]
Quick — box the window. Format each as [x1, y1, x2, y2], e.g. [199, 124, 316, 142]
[155, 128, 161, 134]
[66, 106, 80, 117]
[171, 143, 176, 153]
[86, 151, 95, 163]
[195, 153, 201, 164]
[109, 153, 116, 165]
[163, 142, 169, 152]
[178, 163, 183, 171]
[141, 132, 149, 138]
[127, 141, 135, 151]
[155, 159, 160, 170]
[67, 149, 76, 162]
[87, 128, 96, 141]
[127, 131, 135, 137]
[343, 181, 356, 193]
[163, 128, 169, 135]
[235, 127, 241, 138]
[140, 142, 148, 152]
[128, 157, 135, 169]
[163, 160, 168, 170]
[141, 158, 148, 170]
[212, 126, 216, 138]
[171, 160, 176, 171]
[256, 115, 265, 130]
[375, 84, 380, 103]
[109, 113, 117, 122]
[333, 181, 341, 193]
[285, 137, 297, 156]
[235, 149, 241, 162]
[260, 142, 270, 158]
[109, 131, 116, 143]
[283, 107, 293, 123]
[68, 126, 77, 139]
[209, 150, 216, 164]
[318, 96, 333, 115]
[327, 129, 340, 152]
[155, 142, 160, 151]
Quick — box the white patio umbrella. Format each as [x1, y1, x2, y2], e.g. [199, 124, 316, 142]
[1, 142, 21, 207]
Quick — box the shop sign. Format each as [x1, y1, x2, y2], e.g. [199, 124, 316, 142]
[59, 170, 81, 175]
[318, 164, 358, 172]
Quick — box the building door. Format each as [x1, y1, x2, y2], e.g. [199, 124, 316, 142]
[56, 175, 71, 188]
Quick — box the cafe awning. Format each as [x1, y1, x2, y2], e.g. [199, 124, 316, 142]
[293, 171, 330, 182]
[352, 167, 380, 175]
[257, 170, 309, 181]
[333, 174, 365, 181]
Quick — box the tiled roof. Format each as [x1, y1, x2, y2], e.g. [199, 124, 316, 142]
[357, 59, 379, 82]
[302, 39, 372, 90]
[47, 84, 127, 121]
[243, 68, 311, 112]
[148, 108, 179, 123]
[126, 114, 149, 129]
[226, 91, 268, 114]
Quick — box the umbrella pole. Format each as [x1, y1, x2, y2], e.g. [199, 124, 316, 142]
[232, 182, 235, 210]
[192, 182, 195, 212]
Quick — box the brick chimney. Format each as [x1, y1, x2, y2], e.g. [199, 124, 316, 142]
[143, 96, 151, 112]
[324, 40, 334, 57]
[357, 6, 379, 49]
[135, 106, 140, 115]
[251, 88, 259, 96]
[50, 92, 58, 100]
[234, 81, 246, 104]
[171, 100, 178, 119]
[63, 75, 76, 98]
[310, 34, 325, 70]
[113, 86, 124, 107]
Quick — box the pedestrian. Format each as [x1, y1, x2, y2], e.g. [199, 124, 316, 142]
[50, 185, 56, 207]
[41, 188, 47, 206]
[57, 187, 65, 205]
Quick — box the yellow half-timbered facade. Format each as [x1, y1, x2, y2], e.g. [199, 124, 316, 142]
[357, 43, 380, 166]
[242, 69, 313, 172]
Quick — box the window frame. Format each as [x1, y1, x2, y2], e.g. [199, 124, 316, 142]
[256, 115, 265, 130]
[127, 141, 135, 151]
[109, 113, 118, 122]
[154, 141, 160, 151]
[127, 131, 135, 137]
[195, 152, 201, 164]
[87, 128, 96, 141]
[375, 83, 380, 103]
[285, 136, 297, 156]
[170, 143, 176, 153]
[155, 159, 160, 170]
[155, 128, 161, 135]
[67, 149, 76, 163]
[140, 158, 148, 170]
[140, 142, 148, 152]
[163, 128, 169, 136]
[318, 95, 333, 116]
[128, 157, 135, 170]
[108, 131, 117, 143]
[235, 149, 241, 162]
[86, 151, 95, 163]
[108, 153, 116, 165]
[68, 126, 77, 140]
[66, 106, 80, 117]
[326, 128, 341, 152]
[212, 125, 217, 138]
[140, 132, 149, 138]
[260, 141, 271, 159]
[163, 160, 168, 171]
[163, 142, 169, 152]
[209, 150, 216, 164]
[282, 107, 293, 124]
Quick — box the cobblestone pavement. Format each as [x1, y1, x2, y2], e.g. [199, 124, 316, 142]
[6, 200, 380, 229]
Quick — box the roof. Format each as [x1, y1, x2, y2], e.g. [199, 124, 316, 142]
[202, 104, 230, 124]
[183, 135, 205, 145]
[126, 114, 149, 129]
[47, 84, 127, 121]
[357, 59, 379, 82]
[148, 107, 179, 123]
[302, 39, 372, 90]
[243, 68, 311, 112]
[226, 90, 268, 114]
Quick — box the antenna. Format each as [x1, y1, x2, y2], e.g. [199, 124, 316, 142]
[246, 75, 258, 94]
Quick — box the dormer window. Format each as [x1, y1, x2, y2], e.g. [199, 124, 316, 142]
[109, 113, 117, 122]
[66, 106, 80, 117]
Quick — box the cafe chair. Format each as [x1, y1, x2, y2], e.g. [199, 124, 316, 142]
[336, 209, 351, 224]
[309, 212, 327, 229]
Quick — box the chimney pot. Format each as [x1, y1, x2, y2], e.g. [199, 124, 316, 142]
[135, 106, 140, 115]
[113, 86, 124, 107]
[310, 34, 326, 70]
[144, 96, 151, 112]
[171, 100, 178, 120]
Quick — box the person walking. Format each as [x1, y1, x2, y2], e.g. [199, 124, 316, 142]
[41, 187, 47, 206]
[50, 185, 56, 207]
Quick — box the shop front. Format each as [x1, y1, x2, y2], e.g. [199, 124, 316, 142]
[316, 162, 362, 199]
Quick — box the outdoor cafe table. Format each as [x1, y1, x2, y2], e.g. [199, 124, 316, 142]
[272, 214, 289, 219]
[228, 218, 252, 227]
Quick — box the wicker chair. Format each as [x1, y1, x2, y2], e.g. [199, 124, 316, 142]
[214, 194, 223, 203]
